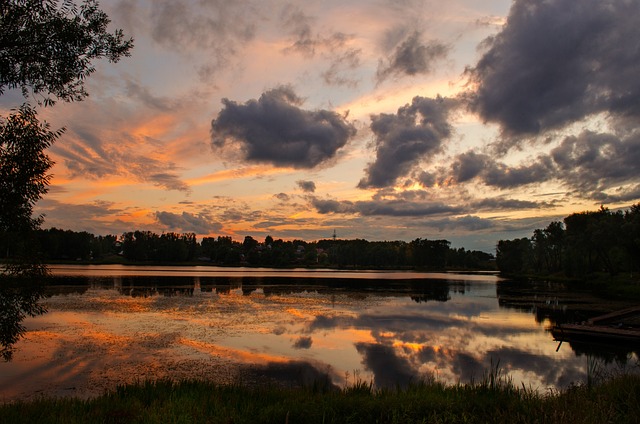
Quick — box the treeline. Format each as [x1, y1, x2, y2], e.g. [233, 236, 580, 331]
[496, 204, 640, 277]
[0, 228, 495, 270]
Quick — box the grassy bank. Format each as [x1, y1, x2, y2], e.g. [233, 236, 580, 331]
[2, 374, 639, 424]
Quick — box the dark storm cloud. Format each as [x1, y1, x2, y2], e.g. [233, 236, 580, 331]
[155, 211, 221, 234]
[446, 128, 640, 200]
[311, 197, 461, 217]
[449, 150, 552, 190]
[359, 96, 458, 189]
[482, 159, 554, 189]
[211, 86, 357, 169]
[296, 180, 316, 193]
[355, 342, 415, 388]
[376, 31, 449, 83]
[468, 0, 640, 137]
[551, 130, 640, 198]
[451, 151, 488, 183]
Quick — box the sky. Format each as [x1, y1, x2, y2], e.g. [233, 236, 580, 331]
[4, 0, 640, 252]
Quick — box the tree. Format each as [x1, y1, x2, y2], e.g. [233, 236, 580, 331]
[0, 104, 59, 235]
[0, 0, 132, 360]
[496, 238, 532, 275]
[564, 207, 623, 276]
[622, 204, 640, 274]
[0, 104, 58, 361]
[1, 0, 133, 105]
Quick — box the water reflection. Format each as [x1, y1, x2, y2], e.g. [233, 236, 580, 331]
[45, 274, 472, 302]
[1, 267, 638, 401]
[0, 275, 47, 361]
[497, 279, 640, 361]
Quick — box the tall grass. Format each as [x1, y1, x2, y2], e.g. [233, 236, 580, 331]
[1, 372, 639, 423]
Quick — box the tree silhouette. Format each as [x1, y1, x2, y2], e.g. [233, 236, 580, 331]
[0, 0, 132, 360]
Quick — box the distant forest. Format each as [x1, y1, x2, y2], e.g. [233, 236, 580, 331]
[1, 229, 494, 270]
[497, 204, 640, 277]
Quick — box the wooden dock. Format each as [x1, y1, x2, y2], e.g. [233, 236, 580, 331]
[552, 306, 640, 345]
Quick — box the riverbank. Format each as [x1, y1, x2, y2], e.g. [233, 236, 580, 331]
[2, 373, 639, 423]
[499, 271, 640, 301]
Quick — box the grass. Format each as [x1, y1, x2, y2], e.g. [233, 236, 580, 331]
[2, 372, 639, 424]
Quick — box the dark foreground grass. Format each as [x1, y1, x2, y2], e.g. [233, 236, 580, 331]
[2, 375, 639, 424]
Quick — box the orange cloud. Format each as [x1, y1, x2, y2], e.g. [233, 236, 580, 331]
[187, 166, 294, 186]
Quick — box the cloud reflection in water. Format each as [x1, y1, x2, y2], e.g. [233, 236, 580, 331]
[2, 271, 637, 401]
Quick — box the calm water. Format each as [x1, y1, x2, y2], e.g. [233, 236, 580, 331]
[1, 265, 637, 401]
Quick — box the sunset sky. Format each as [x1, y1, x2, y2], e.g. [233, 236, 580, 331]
[4, 0, 640, 252]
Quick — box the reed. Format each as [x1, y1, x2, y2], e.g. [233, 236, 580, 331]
[1, 373, 639, 423]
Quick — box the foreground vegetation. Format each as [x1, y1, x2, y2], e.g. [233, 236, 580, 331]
[2, 374, 639, 424]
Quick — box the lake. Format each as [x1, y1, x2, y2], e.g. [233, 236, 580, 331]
[1, 265, 637, 402]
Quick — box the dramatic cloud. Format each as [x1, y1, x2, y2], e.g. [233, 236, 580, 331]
[155, 211, 221, 234]
[296, 180, 316, 193]
[451, 151, 489, 183]
[359, 96, 458, 189]
[551, 130, 640, 198]
[450, 151, 553, 189]
[469, 0, 640, 137]
[376, 31, 449, 83]
[445, 128, 640, 201]
[211, 86, 357, 169]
